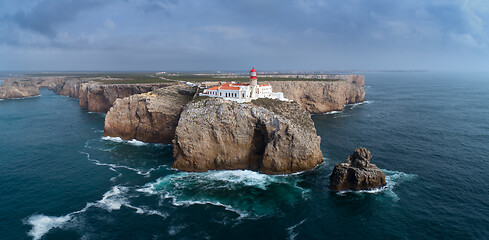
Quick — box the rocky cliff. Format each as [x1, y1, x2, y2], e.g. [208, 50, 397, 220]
[0, 79, 40, 99]
[104, 85, 197, 143]
[78, 82, 173, 113]
[268, 80, 365, 114]
[172, 98, 324, 174]
[329, 147, 386, 191]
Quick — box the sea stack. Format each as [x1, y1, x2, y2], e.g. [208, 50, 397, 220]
[329, 147, 386, 191]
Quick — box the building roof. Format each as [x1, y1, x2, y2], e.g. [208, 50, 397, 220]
[206, 82, 267, 91]
[220, 86, 240, 90]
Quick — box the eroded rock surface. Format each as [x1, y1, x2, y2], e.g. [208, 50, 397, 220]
[104, 84, 197, 143]
[0, 80, 40, 99]
[79, 82, 173, 113]
[269, 80, 365, 114]
[329, 147, 386, 191]
[172, 98, 324, 174]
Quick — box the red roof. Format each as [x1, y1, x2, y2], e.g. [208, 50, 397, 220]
[220, 86, 240, 90]
[250, 67, 256, 72]
[208, 86, 219, 90]
[259, 84, 270, 87]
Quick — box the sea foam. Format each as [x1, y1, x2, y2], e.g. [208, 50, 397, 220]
[26, 214, 72, 240]
[336, 169, 416, 200]
[138, 170, 309, 218]
[79, 151, 162, 177]
[25, 185, 167, 239]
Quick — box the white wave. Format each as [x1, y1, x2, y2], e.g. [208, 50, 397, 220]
[203, 170, 281, 190]
[88, 112, 106, 117]
[336, 169, 416, 200]
[287, 218, 307, 240]
[325, 110, 342, 115]
[79, 151, 161, 177]
[128, 205, 168, 218]
[346, 100, 372, 109]
[127, 139, 148, 146]
[26, 214, 72, 240]
[138, 170, 308, 219]
[25, 186, 166, 239]
[102, 136, 168, 147]
[96, 186, 129, 211]
[170, 198, 250, 219]
[102, 136, 124, 143]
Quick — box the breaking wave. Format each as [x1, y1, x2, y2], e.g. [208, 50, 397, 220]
[325, 110, 342, 115]
[25, 186, 167, 240]
[337, 169, 416, 200]
[346, 100, 372, 109]
[138, 170, 310, 218]
[102, 136, 169, 147]
[287, 218, 307, 240]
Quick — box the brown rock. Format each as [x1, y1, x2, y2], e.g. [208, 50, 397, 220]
[172, 98, 324, 174]
[0, 80, 40, 99]
[329, 147, 386, 191]
[104, 84, 196, 143]
[268, 80, 365, 114]
[79, 82, 173, 113]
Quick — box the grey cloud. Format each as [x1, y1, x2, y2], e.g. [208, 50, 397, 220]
[10, 0, 108, 37]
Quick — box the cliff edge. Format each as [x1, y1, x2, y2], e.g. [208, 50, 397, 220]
[0, 79, 40, 99]
[172, 98, 324, 174]
[269, 80, 365, 114]
[104, 85, 197, 143]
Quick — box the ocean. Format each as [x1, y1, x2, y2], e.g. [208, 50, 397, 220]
[1, 72, 488, 239]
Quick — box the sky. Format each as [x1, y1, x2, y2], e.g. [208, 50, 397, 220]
[0, 0, 488, 71]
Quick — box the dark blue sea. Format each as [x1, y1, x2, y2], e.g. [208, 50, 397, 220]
[1, 72, 489, 239]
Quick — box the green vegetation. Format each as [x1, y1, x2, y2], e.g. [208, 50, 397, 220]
[164, 74, 341, 83]
[94, 78, 172, 84]
[24, 72, 172, 84]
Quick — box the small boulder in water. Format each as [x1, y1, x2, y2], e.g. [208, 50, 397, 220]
[329, 147, 386, 191]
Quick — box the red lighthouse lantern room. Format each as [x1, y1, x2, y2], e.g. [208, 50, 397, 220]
[250, 67, 257, 79]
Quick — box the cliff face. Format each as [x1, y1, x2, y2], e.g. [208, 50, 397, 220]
[104, 85, 196, 143]
[0, 80, 40, 99]
[79, 82, 173, 113]
[52, 78, 84, 98]
[172, 98, 324, 174]
[268, 80, 365, 114]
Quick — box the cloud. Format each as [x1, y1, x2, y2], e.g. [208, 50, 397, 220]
[1, 0, 489, 71]
[9, 0, 108, 37]
[451, 33, 486, 48]
[203, 25, 245, 40]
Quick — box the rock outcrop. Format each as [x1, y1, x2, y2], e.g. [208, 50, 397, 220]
[0, 80, 40, 99]
[172, 98, 324, 174]
[104, 84, 196, 143]
[268, 80, 365, 114]
[79, 82, 173, 113]
[329, 147, 386, 191]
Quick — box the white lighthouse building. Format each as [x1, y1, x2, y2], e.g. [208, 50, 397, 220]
[199, 67, 287, 103]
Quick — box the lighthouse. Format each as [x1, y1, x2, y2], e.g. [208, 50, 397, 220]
[199, 67, 287, 102]
[249, 67, 258, 99]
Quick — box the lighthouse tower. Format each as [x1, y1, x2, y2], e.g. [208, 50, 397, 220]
[249, 67, 258, 99]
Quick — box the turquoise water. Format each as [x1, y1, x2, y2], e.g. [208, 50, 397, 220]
[1, 72, 489, 239]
